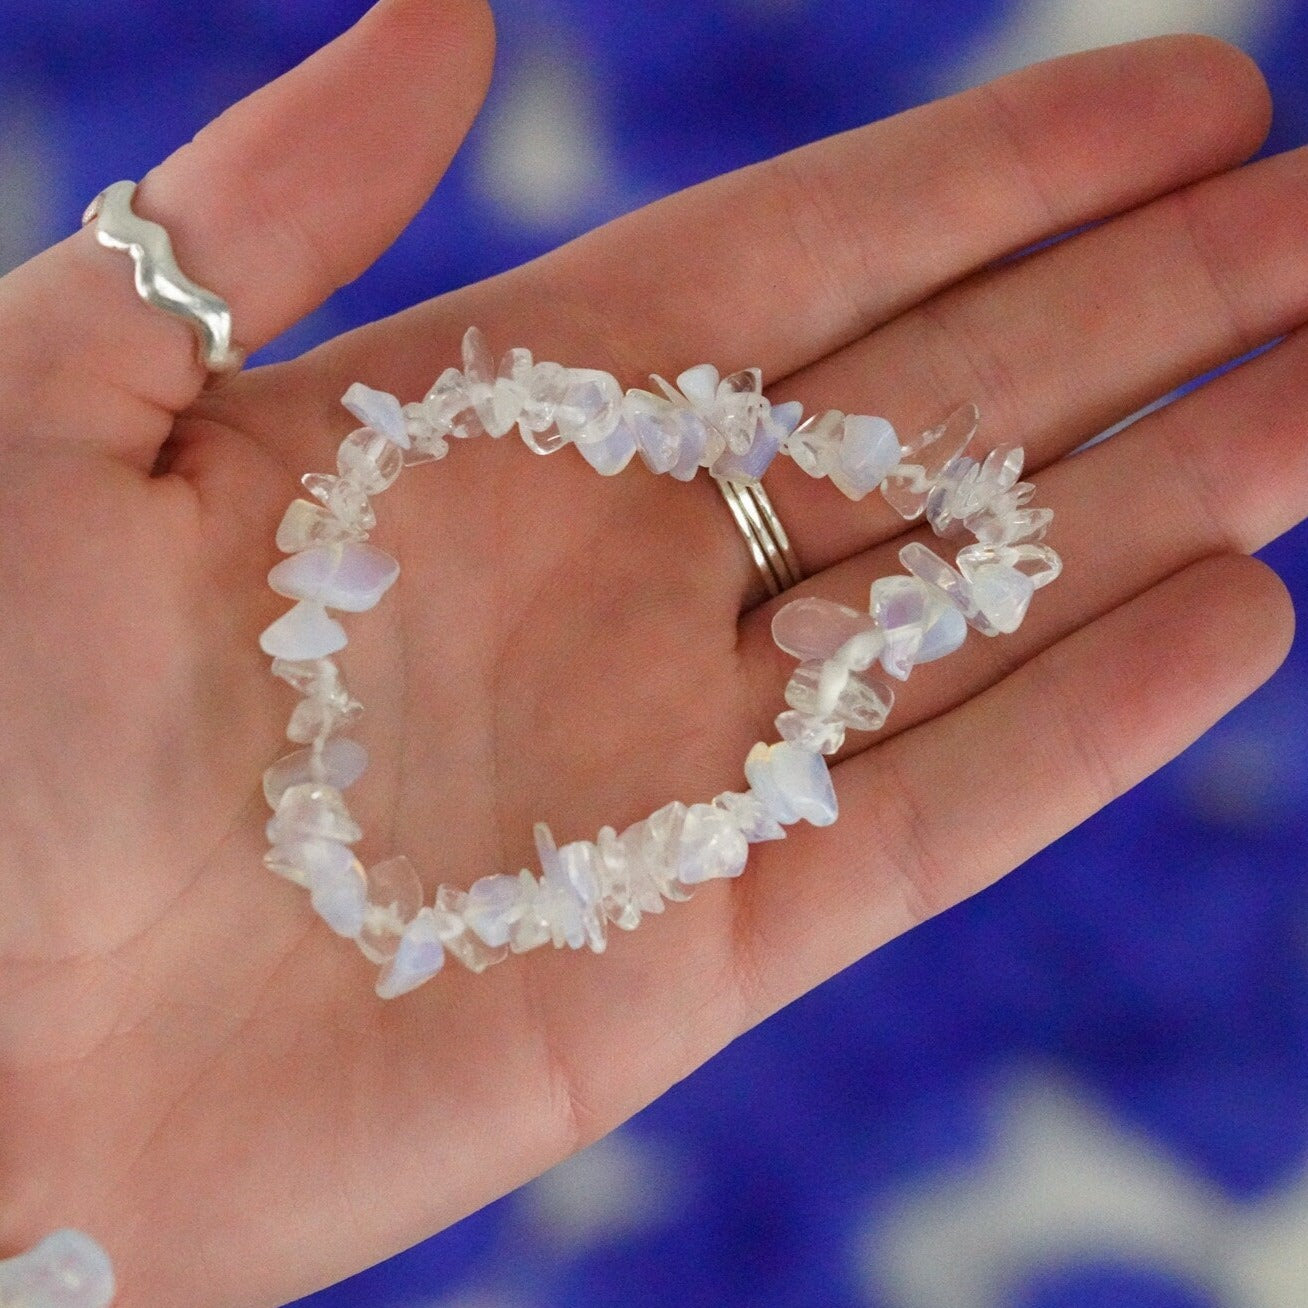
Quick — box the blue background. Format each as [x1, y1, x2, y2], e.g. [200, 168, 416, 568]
[3, 3, 1305, 1306]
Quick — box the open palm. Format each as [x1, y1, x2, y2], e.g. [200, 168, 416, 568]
[1, 5, 1303, 1305]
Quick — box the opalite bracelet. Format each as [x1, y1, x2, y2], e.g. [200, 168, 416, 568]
[258, 328, 1060, 999]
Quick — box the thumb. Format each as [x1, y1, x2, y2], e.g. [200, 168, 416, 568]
[0, 0, 495, 469]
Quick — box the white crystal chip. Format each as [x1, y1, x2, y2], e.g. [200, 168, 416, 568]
[786, 408, 843, 477]
[0, 1229, 115, 1308]
[308, 848, 368, 938]
[263, 737, 368, 809]
[774, 708, 846, 755]
[745, 741, 838, 827]
[259, 600, 348, 660]
[337, 427, 404, 493]
[576, 416, 638, 476]
[358, 854, 424, 964]
[263, 836, 357, 890]
[713, 789, 786, 842]
[267, 542, 399, 613]
[276, 498, 367, 552]
[882, 402, 980, 519]
[771, 595, 877, 662]
[266, 782, 362, 846]
[376, 907, 447, 998]
[785, 660, 893, 731]
[828, 414, 901, 501]
[341, 382, 410, 450]
[675, 362, 719, 408]
[555, 368, 623, 446]
[433, 885, 509, 971]
[676, 803, 749, 884]
[301, 472, 377, 535]
[464, 873, 524, 948]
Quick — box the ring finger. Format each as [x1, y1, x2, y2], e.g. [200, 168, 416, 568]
[736, 317, 1308, 756]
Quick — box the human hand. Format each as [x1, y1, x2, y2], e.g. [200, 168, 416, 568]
[0, 4, 1301, 1304]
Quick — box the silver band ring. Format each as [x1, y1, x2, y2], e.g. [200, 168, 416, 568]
[715, 477, 803, 596]
[82, 180, 245, 378]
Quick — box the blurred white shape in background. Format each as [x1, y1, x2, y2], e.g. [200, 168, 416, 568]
[944, 0, 1283, 89]
[522, 1129, 685, 1252]
[858, 1070, 1308, 1308]
[475, 49, 609, 230]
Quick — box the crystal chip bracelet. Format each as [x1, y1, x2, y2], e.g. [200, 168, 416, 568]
[259, 327, 1061, 1000]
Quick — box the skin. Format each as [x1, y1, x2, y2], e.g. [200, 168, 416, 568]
[0, 2, 1302, 1303]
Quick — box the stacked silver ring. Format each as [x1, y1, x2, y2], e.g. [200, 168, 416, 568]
[716, 478, 803, 595]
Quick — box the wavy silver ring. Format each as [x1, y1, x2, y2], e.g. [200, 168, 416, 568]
[82, 180, 245, 378]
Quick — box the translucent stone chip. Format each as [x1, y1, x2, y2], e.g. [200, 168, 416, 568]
[271, 656, 343, 698]
[624, 389, 682, 474]
[286, 689, 362, 745]
[955, 555, 1037, 633]
[771, 400, 804, 437]
[259, 600, 347, 661]
[881, 402, 980, 519]
[602, 825, 662, 922]
[263, 737, 368, 809]
[785, 408, 843, 477]
[0, 1229, 115, 1308]
[341, 382, 409, 449]
[971, 505, 1054, 546]
[276, 498, 367, 553]
[917, 603, 967, 662]
[674, 362, 719, 407]
[455, 330, 531, 439]
[402, 401, 450, 463]
[519, 361, 570, 450]
[263, 836, 356, 890]
[869, 575, 934, 679]
[267, 542, 399, 614]
[423, 366, 485, 441]
[464, 873, 524, 948]
[337, 427, 404, 493]
[785, 660, 893, 731]
[307, 849, 368, 938]
[771, 595, 877, 662]
[828, 414, 901, 501]
[958, 541, 1062, 589]
[712, 790, 786, 842]
[710, 409, 786, 484]
[676, 803, 749, 885]
[576, 417, 638, 476]
[433, 885, 510, 971]
[550, 836, 607, 953]
[667, 409, 711, 480]
[376, 907, 446, 999]
[301, 472, 377, 534]
[926, 443, 1024, 535]
[623, 801, 693, 904]
[555, 368, 623, 445]
[358, 854, 424, 964]
[713, 367, 766, 454]
[594, 825, 641, 929]
[265, 782, 362, 846]
[774, 708, 846, 756]
[899, 541, 976, 615]
[745, 741, 838, 827]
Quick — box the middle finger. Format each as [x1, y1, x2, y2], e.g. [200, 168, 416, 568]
[765, 142, 1308, 574]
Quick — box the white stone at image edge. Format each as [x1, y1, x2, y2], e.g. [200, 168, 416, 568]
[0, 1229, 114, 1308]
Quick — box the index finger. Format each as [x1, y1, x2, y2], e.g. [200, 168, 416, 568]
[313, 35, 1269, 407]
